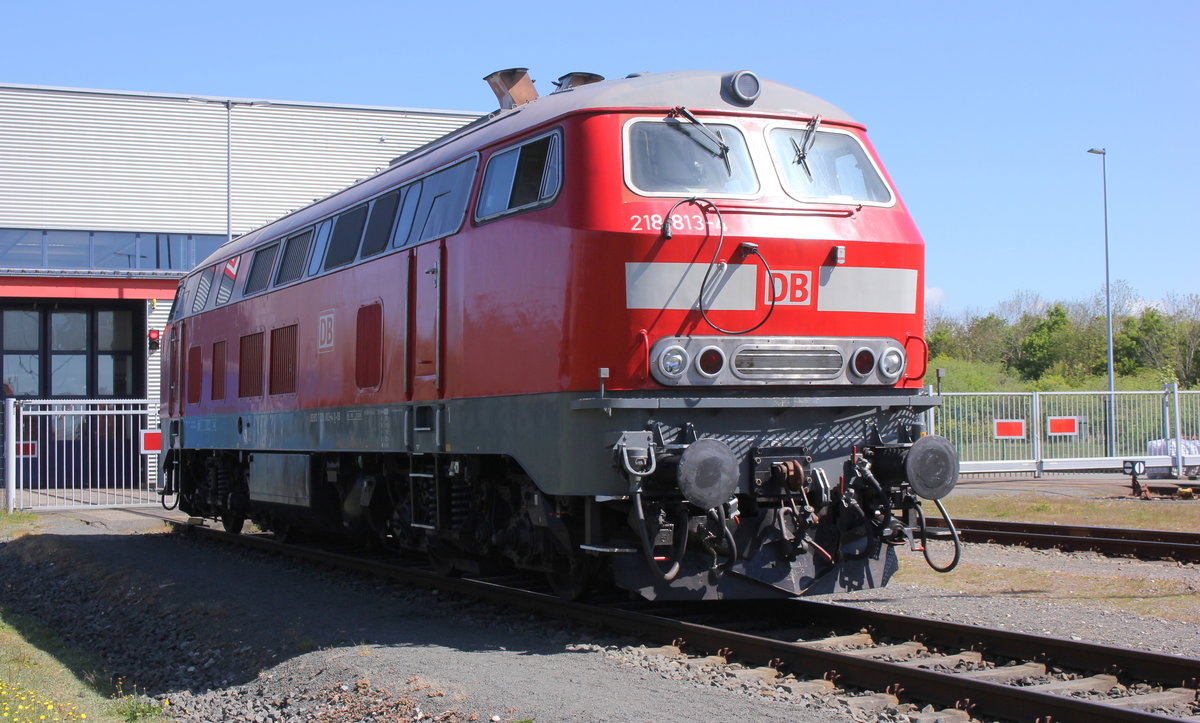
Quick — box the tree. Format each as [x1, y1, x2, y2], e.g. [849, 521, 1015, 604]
[1015, 304, 1070, 380]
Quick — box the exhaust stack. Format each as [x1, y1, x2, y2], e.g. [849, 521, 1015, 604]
[553, 72, 605, 92]
[483, 68, 539, 109]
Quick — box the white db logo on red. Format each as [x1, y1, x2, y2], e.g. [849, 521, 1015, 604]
[766, 270, 813, 305]
[317, 310, 335, 352]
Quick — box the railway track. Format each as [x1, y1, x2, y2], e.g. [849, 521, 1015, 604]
[168, 519, 1200, 722]
[934, 518, 1200, 563]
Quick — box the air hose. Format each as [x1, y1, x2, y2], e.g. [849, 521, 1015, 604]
[632, 488, 689, 581]
[661, 197, 777, 335]
[915, 498, 962, 573]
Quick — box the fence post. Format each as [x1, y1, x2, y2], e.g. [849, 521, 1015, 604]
[925, 385, 936, 435]
[5, 399, 15, 514]
[1173, 382, 1184, 478]
[1031, 392, 1043, 478]
[1162, 384, 1172, 447]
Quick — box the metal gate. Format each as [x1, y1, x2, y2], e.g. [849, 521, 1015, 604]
[4, 398, 161, 512]
[930, 384, 1199, 476]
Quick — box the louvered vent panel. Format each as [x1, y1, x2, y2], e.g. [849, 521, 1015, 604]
[269, 324, 297, 395]
[356, 303, 383, 389]
[211, 340, 226, 400]
[238, 332, 263, 397]
[186, 346, 202, 404]
[274, 229, 312, 285]
[244, 243, 278, 295]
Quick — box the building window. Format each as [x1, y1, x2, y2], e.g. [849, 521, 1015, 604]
[0, 304, 141, 399]
[50, 311, 88, 396]
[97, 310, 135, 397]
[0, 228, 224, 272]
[1, 309, 40, 396]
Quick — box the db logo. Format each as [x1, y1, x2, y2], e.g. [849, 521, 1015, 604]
[317, 310, 335, 352]
[766, 270, 813, 306]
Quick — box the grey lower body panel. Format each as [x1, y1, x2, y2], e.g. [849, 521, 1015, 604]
[178, 390, 928, 497]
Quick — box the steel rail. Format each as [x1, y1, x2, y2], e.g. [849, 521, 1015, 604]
[933, 518, 1200, 562]
[170, 521, 1196, 722]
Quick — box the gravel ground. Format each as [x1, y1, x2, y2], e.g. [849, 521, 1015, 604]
[823, 544, 1200, 658]
[1, 509, 1196, 722]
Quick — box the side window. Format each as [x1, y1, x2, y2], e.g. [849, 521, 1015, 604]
[391, 182, 422, 249]
[243, 243, 280, 296]
[168, 285, 186, 322]
[323, 204, 369, 271]
[410, 157, 478, 245]
[306, 220, 333, 277]
[477, 132, 562, 220]
[360, 191, 400, 258]
[214, 256, 241, 305]
[275, 229, 313, 286]
[191, 267, 215, 313]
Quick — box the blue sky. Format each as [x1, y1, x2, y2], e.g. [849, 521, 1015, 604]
[5, 0, 1197, 315]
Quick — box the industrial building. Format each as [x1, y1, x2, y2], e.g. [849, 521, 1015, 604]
[0, 82, 480, 404]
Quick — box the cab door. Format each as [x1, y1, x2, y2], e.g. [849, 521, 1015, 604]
[409, 241, 443, 400]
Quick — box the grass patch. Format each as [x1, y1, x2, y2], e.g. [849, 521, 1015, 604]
[893, 560, 1200, 623]
[0, 609, 119, 721]
[0, 511, 40, 539]
[938, 493, 1200, 531]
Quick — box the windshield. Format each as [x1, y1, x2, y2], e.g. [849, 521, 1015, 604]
[769, 128, 892, 204]
[626, 119, 758, 196]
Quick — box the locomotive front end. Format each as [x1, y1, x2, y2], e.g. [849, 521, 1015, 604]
[566, 70, 961, 599]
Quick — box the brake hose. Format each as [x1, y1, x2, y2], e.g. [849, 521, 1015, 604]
[661, 197, 777, 335]
[633, 488, 689, 581]
[914, 498, 961, 573]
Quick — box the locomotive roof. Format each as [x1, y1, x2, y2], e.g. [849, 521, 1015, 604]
[520, 70, 855, 125]
[199, 71, 854, 268]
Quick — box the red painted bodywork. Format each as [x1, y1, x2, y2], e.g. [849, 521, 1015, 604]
[163, 106, 926, 420]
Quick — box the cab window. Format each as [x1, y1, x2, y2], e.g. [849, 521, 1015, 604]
[625, 119, 757, 196]
[769, 128, 892, 205]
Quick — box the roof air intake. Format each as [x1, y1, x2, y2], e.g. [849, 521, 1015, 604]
[552, 72, 605, 92]
[483, 68, 539, 109]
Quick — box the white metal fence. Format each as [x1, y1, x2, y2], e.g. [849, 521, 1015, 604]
[930, 384, 1200, 476]
[4, 398, 161, 512]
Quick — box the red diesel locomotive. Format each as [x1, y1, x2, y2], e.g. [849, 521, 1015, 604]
[160, 69, 960, 600]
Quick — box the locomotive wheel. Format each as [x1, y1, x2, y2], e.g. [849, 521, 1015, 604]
[272, 523, 293, 543]
[222, 514, 245, 535]
[546, 549, 597, 601]
[426, 540, 458, 577]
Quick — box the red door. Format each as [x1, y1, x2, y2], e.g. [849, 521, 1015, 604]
[410, 242, 442, 400]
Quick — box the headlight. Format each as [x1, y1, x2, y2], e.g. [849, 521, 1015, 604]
[879, 347, 905, 380]
[658, 346, 690, 378]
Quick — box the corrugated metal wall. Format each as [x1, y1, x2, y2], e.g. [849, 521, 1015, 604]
[145, 297, 172, 486]
[0, 84, 481, 236]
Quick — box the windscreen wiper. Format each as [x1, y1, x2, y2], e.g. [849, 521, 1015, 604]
[671, 106, 732, 175]
[790, 114, 822, 181]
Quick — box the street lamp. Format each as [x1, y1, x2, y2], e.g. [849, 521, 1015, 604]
[1088, 147, 1115, 456]
[188, 97, 271, 245]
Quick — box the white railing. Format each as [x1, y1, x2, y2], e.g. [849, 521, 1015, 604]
[929, 384, 1199, 477]
[4, 398, 161, 512]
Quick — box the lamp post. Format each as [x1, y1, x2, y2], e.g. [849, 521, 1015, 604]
[1088, 147, 1116, 456]
[188, 97, 271, 245]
